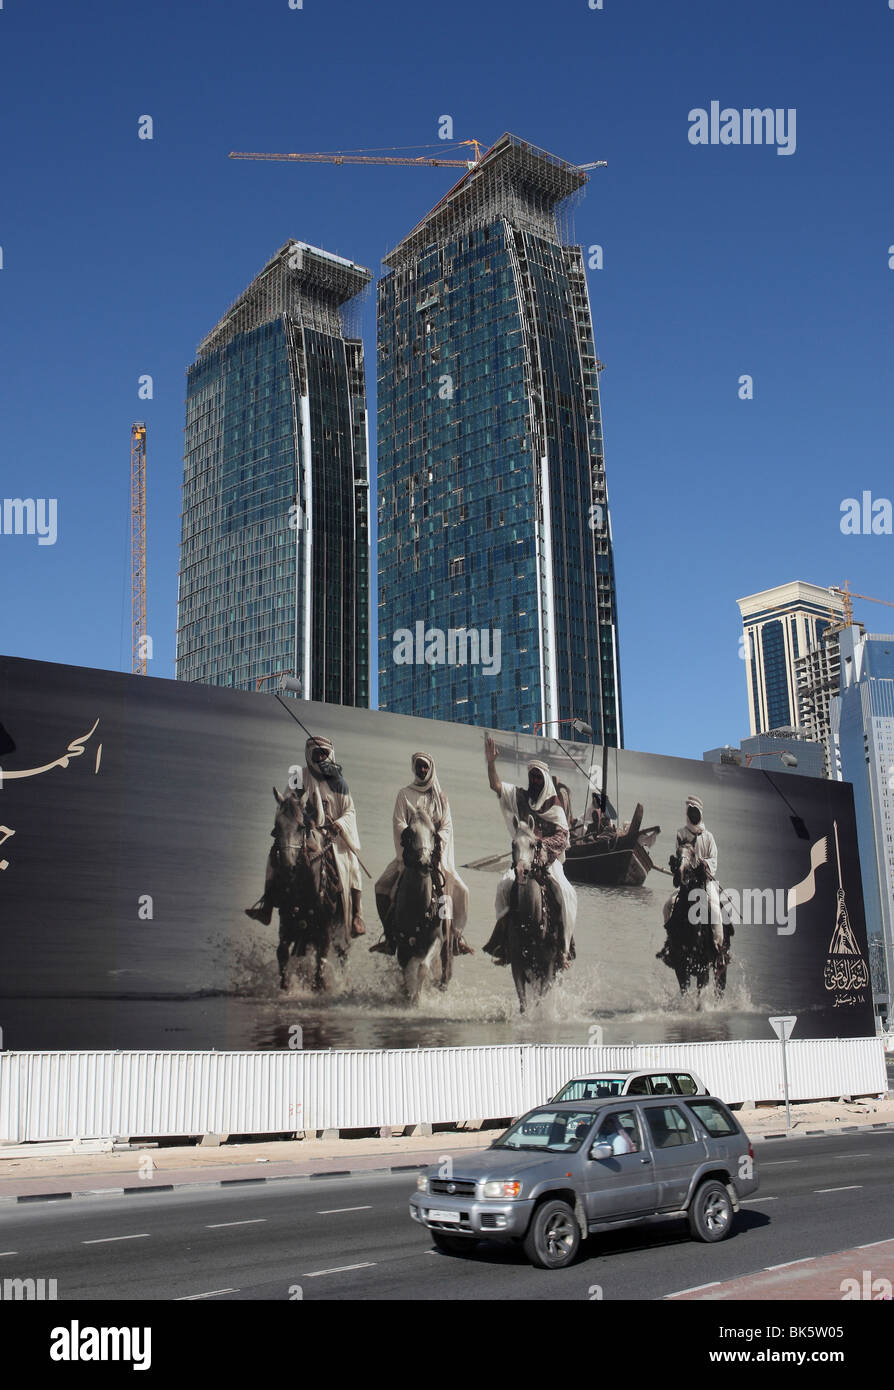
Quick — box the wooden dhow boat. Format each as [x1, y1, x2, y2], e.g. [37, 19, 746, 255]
[563, 802, 661, 887]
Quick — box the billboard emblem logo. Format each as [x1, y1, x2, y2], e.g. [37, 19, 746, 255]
[824, 820, 869, 997]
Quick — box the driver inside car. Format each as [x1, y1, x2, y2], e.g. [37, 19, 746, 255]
[595, 1113, 637, 1156]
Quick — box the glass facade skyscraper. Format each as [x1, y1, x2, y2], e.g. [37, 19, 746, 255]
[830, 626, 894, 1023]
[376, 134, 622, 743]
[176, 241, 372, 704]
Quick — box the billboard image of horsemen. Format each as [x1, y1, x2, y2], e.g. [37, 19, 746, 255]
[0, 653, 877, 1051]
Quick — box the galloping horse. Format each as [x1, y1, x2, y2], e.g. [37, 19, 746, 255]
[658, 852, 732, 999]
[390, 808, 452, 1004]
[270, 785, 350, 992]
[507, 815, 561, 1013]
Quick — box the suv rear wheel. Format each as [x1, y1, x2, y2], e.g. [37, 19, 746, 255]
[523, 1199, 581, 1269]
[688, 1179, 734, 1243]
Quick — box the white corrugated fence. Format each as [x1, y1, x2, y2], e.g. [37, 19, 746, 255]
[0, 1039, 886, 1143]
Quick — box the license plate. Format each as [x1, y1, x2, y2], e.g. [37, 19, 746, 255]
[428, 1208, 461, 1223]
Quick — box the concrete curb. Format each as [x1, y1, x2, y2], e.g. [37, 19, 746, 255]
[755, 1121, 894, 1141]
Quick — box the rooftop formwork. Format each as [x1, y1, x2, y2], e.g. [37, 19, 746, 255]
[383, 133, 589, 270]
[198, 240, 372, 356]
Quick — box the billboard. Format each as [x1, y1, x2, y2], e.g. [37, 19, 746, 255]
[0, 653, 875, 1050]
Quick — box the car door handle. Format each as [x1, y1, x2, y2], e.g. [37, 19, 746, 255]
[639, 1157, 651, 1164]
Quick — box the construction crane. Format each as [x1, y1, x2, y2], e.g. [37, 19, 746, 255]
[228, 139, 607, 174]
[130, 422, 147, 676]
[829, 581, 894, 628]
[229, 139, 486, 169]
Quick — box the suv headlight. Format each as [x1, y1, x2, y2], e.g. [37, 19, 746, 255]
[482, 1180, 522, 1199]
[416, 1175, 429, 1192]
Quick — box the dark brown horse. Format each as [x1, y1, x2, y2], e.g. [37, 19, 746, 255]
[391, 808, 452, 1004]
[271, 785, 350, 992]
[658, 854, 732, 999]
[508, 815, 560, 1013]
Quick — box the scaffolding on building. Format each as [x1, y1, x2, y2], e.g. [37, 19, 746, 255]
[198, 241, 372, 357]
[383, 133, 591, 270]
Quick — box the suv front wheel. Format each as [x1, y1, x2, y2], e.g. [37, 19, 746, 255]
[523, 1199, 581, 1269]
[688, 1179, 734, 1243]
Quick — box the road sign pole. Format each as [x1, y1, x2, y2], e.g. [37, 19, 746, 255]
[780, 1031, 791, 1132]
[768, 1016, 797, 1132]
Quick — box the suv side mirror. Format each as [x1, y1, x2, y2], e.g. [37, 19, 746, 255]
[590, 1143, 613, 1161]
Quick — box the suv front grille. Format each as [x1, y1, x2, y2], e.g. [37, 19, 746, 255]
[429, 1178, 477, 1196]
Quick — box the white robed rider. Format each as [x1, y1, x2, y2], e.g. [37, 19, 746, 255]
[370, 751, 473, 956]
[245, 735, 366, 937]
[661, 794, 724, 956]
[482, 735, 577, 970]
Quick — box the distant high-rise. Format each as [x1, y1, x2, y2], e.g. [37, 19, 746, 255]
[830, 625, 894, 1023]
[703, 728, 826, 778]
[176, 241, 372, 704]
[737, 581, 846, 751]
[376, 133, 622, 742]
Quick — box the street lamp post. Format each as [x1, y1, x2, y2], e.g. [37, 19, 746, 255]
[255, 670, 302, 696]
[743, 750, 799, 769]
[532, 717, 594, 740]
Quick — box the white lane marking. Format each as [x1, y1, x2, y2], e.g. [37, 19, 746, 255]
[304, 1262, 376, 1278]
[175, 1288, 238, 1300]
[741, 1196, 778, 1202]
[82, 1234, 150, 1245]
[858, 1239, 894, 1249]
[762, 1160, 798, 1167]
[0, 1251, 19, 1257]
[205, 1219, 266, 1229]
[814, 1185, 862, 1194]
[765, 1257, 814, 1271]
[667, 1281, 721, 1297]
[316, 1205, 373, 1215]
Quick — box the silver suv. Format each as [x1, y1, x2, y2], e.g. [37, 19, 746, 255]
[409, 1095, 757, 1269]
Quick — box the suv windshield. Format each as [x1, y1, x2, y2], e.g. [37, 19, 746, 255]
[554, 1079, 625, 1101]
[491, 1109, 597, 1153]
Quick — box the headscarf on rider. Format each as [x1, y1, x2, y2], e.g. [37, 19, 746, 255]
[524, 760, 568, 833]
[409, 750, 446, 825]
[304, 736, 349, 794]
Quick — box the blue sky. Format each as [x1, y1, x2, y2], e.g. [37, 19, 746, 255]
[1, 0, 892, 759]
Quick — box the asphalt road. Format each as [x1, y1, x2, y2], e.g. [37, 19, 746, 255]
[2, 1132, 893, 1301]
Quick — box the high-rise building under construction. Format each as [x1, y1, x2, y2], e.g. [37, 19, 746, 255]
[176, 241, 372, 703]
[376, 134, 623, 742]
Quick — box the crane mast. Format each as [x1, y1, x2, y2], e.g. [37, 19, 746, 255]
[131, 422, 147, 675]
